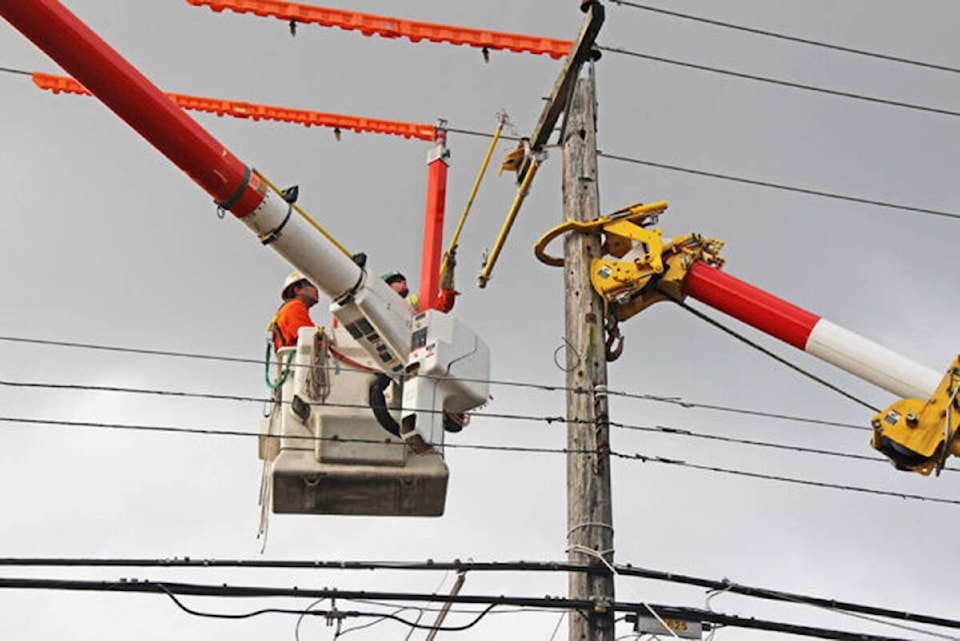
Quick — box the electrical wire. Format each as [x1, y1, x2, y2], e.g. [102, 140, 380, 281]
[675, 300, 880, 413]
[4, 66, 953, 221]
[0, 334, 879, 429]
[598, 44, 960, 119]
[613, 421, 892, 467]
[446, 127, 959, 220]
[153, 583, 499, 631]
[596, 151, 960, 220]
[0, 576, 929, 641]
[607, 1, 960, 75]
[10, 377, 949, 473]
[0, 66, 32, 76]
[0, 374, 870, 433]
[0, 334, 265, 366]
[294, 597, 327, 641]
[446, 125, 522, 143]
[3, 558, 958, 631]
[2, 415, 958, 506]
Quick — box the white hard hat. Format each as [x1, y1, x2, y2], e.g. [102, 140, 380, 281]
[281, 271, 314, 299]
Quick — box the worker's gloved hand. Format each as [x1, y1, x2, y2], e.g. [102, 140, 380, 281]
[440, 247, 457, 291]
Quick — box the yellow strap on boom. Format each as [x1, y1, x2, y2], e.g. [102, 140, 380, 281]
[439, 113, 507, 282]
[253, 169, 353, 259]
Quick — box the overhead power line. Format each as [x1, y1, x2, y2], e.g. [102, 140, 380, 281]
[0, 380, 916, 464]
[597, 151, 960, 220]
[5, 378, 924, 475]
[3, 67, 951, 222]
[608, 1, 960, 75]
[2, 558, 958, 632]
[0, 576, 927, 641]
[0, 65, 31, 76]
[441, 130, 957, 221]
[2, 414, 957, 506]
[0, 376, 920, 472]
[0, 334, 871, 429]
[0, 378, 916, 470]
[599, 44, 960, 119]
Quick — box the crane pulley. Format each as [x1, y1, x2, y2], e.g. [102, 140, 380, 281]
[535, 199, 960, 476]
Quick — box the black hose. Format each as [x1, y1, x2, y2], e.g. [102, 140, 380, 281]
[369, 374, 401, 437]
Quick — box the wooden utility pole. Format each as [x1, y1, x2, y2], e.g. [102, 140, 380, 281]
[563, 65, 614, 641]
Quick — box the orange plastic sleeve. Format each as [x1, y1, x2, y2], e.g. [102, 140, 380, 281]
[186, 0, 573, 59]
[32, 72, 436, 140]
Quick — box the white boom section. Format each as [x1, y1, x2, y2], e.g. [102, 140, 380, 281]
[806, 320, 942, 402]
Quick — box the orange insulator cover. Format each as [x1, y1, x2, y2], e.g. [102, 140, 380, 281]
[32, 72, 437, 140]
[187, 0, 573, 59]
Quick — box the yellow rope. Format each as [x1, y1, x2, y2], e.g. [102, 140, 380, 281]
[253, 169, 352, 259]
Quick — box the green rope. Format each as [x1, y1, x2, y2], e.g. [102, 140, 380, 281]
[264, 341, 295, 391]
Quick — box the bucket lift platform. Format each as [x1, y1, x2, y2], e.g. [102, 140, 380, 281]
[261, 325, 449, 517]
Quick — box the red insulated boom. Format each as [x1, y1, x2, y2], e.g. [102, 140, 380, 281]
[1, 0, 264, 218]
[683, 261, 820, 351]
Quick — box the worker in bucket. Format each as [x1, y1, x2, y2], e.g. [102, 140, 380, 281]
[270, 271, 319, 350]
[382, 250, 468, 433]
[382, 248, 459, 312]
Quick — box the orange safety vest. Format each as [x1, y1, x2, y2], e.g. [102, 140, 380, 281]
[270, 298, 314, 350]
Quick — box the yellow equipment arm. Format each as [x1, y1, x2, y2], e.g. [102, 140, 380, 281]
[534, 199, 724, 321]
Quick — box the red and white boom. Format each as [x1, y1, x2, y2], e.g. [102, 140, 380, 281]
[682, 262, 941, 401]
[536, 203, 960, 475]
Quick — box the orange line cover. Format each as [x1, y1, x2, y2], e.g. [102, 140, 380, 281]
[32, 72, 436, 141]
[187, 0, 573, 59]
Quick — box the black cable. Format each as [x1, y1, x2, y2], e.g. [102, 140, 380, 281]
[614, 421, 888, 466]
[1, 375, 919, 472]
[446, 125, 521, 143]
[617, 451, 960, 506]
[0, 375, 869, 434]
[607, 1, 960, 75]
[0, 334, 880, 430]
[3, 558, 959, 631]
[443, 127, 960, 221]
[0, 66, 33, 76]
[596, 151, 960, 220]
[598, 44, 960, 119]
[0, 376, 919, 465]
[7, 61, 954, 221]
[0, 335, 265, 366]
[675, 300, 881, 413]
[155, 583, 498, 631]
[0, 577, 923, 641]
[611, 389, 867, 430]
[3, 415, 957, 506]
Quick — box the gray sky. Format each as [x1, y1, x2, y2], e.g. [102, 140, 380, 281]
[1, 1, 959, 639]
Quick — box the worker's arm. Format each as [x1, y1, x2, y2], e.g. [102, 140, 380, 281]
[437, 248, 458, 312]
